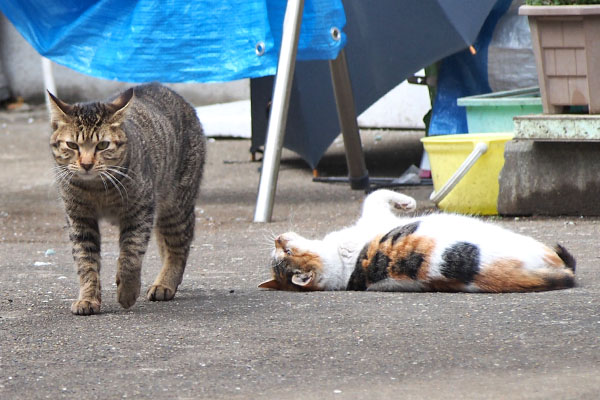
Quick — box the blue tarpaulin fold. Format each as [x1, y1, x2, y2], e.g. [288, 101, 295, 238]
[0, 0, 346, 83]
[428, 0, 513, 135]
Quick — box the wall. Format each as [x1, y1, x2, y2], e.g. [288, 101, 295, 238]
[0, 14, 249, 106]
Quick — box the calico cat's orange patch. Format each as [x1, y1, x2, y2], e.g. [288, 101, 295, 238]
[268, 248, 323, 291]
[361, 235, 384, 270]
[387, 235, 435, 281]
[543, 247, 565, 269]
[289, 249, 323, 273]
[474, 259, 546, 292]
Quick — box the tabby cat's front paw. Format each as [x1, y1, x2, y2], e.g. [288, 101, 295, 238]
[146, 284, 176, 301]
[71, 299, 101, 315]
[116, 279, 140, 309]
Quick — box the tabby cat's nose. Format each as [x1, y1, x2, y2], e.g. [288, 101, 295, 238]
[80, 163, 93, 171]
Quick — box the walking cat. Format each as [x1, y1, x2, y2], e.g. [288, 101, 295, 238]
[49, 83, 205, 315]
[260, 190, 576, 292]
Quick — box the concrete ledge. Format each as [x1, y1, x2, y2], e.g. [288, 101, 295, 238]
[514, 114, 600, 141]
[498, 140, 600, 215]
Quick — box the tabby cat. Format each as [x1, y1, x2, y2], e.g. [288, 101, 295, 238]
[49, 83, 205, 315]
[260, 190, 576, 292]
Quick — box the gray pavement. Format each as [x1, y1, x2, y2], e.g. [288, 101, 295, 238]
[1, 106, 599, 399]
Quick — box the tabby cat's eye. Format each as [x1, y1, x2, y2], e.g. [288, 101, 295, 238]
[285, 248, 293, 256]
[66, 141, 78, 150]
[96, 141, 110, 151]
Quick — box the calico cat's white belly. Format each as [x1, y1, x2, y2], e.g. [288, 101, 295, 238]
[414, 214, 549, 275]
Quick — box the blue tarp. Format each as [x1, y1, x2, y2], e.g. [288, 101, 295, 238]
[0, 0, 346, 83]
[428, 0, 513, 135]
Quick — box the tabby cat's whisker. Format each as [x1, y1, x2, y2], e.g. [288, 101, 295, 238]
[98, 172, 108, 192]
[108, 165, 139, 178]
[106, 167, 134, 182]
[101, 171, 127, 202]
[54, 168, 74, 187]
[106, 170, 129, 198]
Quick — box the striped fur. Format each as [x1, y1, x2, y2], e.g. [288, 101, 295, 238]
[259, 190, 576, 293]
[49, 83, 205, 315]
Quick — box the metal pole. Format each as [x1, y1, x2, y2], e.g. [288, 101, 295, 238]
[41, 57, 57, 115]
[329, 50, 369, 190]
[253, 0, 305, 222]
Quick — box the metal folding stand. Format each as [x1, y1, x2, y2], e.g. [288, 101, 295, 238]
[253, 0, 369, 222]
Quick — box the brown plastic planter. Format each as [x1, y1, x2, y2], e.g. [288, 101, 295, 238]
[519, 5, 600, 114]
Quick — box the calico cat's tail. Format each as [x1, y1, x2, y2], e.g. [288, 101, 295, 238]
[536, 243, 577, 291]
[555, 243, 576, 272]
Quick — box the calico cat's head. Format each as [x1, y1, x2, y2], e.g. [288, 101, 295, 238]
[259, 232, 326, 291]
[48, 89, 133, 180]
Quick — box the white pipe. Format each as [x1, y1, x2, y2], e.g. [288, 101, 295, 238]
[429, 141, 489, 204]
[41, 57, 57, 115]
[253, 0, 305, 223]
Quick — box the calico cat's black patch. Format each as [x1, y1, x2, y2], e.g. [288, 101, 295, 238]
[348, 222, 422, 290]
[272, 259, 295, 286]
[391, 251, 424, 279]
[543, 274, 576, 290]
[347, 245, 369, 291]
[379, 221, 420, 244]
[367, 251, 390, 283]
[440, 242, 480, 284]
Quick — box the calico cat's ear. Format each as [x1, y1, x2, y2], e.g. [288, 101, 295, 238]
[47, 91, 73, 118]
[107, 88, 134, 123]
[258, 279, 283, 290]
[291, 271, 314, 287]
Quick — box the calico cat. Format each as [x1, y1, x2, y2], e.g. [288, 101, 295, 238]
[49, 83, 205, 315]
[259, 190, 576, 292]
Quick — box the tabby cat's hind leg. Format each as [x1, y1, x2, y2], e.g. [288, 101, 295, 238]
[147, 207, 195, 301]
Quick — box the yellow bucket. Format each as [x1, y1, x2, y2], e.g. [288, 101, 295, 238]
[421, 133, 514, 215]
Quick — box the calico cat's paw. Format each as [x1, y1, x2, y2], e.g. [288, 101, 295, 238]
[146, 284, 176, 301]
[392, 195, 417, 211]
[71, 299, 101, 315]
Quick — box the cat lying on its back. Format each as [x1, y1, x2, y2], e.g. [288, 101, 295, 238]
[259, 190, 576, 292]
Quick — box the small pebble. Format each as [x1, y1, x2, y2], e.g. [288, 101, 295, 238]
[34, 261, 52, 267]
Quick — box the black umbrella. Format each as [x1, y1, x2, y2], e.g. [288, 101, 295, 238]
[251, 0, 501, 169]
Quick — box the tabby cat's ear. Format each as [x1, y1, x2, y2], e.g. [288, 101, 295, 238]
[47, 91, 73, 119]
[291, 271, 314, 287]
[108, 88, 134, 123]
[258, 279, 282, 290]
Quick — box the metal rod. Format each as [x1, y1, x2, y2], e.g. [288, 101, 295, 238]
[329, 50, 369, 190]
[253, 0, 305, 222]
[41, 57, 57, 115]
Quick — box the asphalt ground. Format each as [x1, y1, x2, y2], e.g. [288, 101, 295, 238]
[1, 106, 599, 399]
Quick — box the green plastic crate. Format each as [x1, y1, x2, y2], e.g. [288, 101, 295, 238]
[457, 87, 542, 133]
